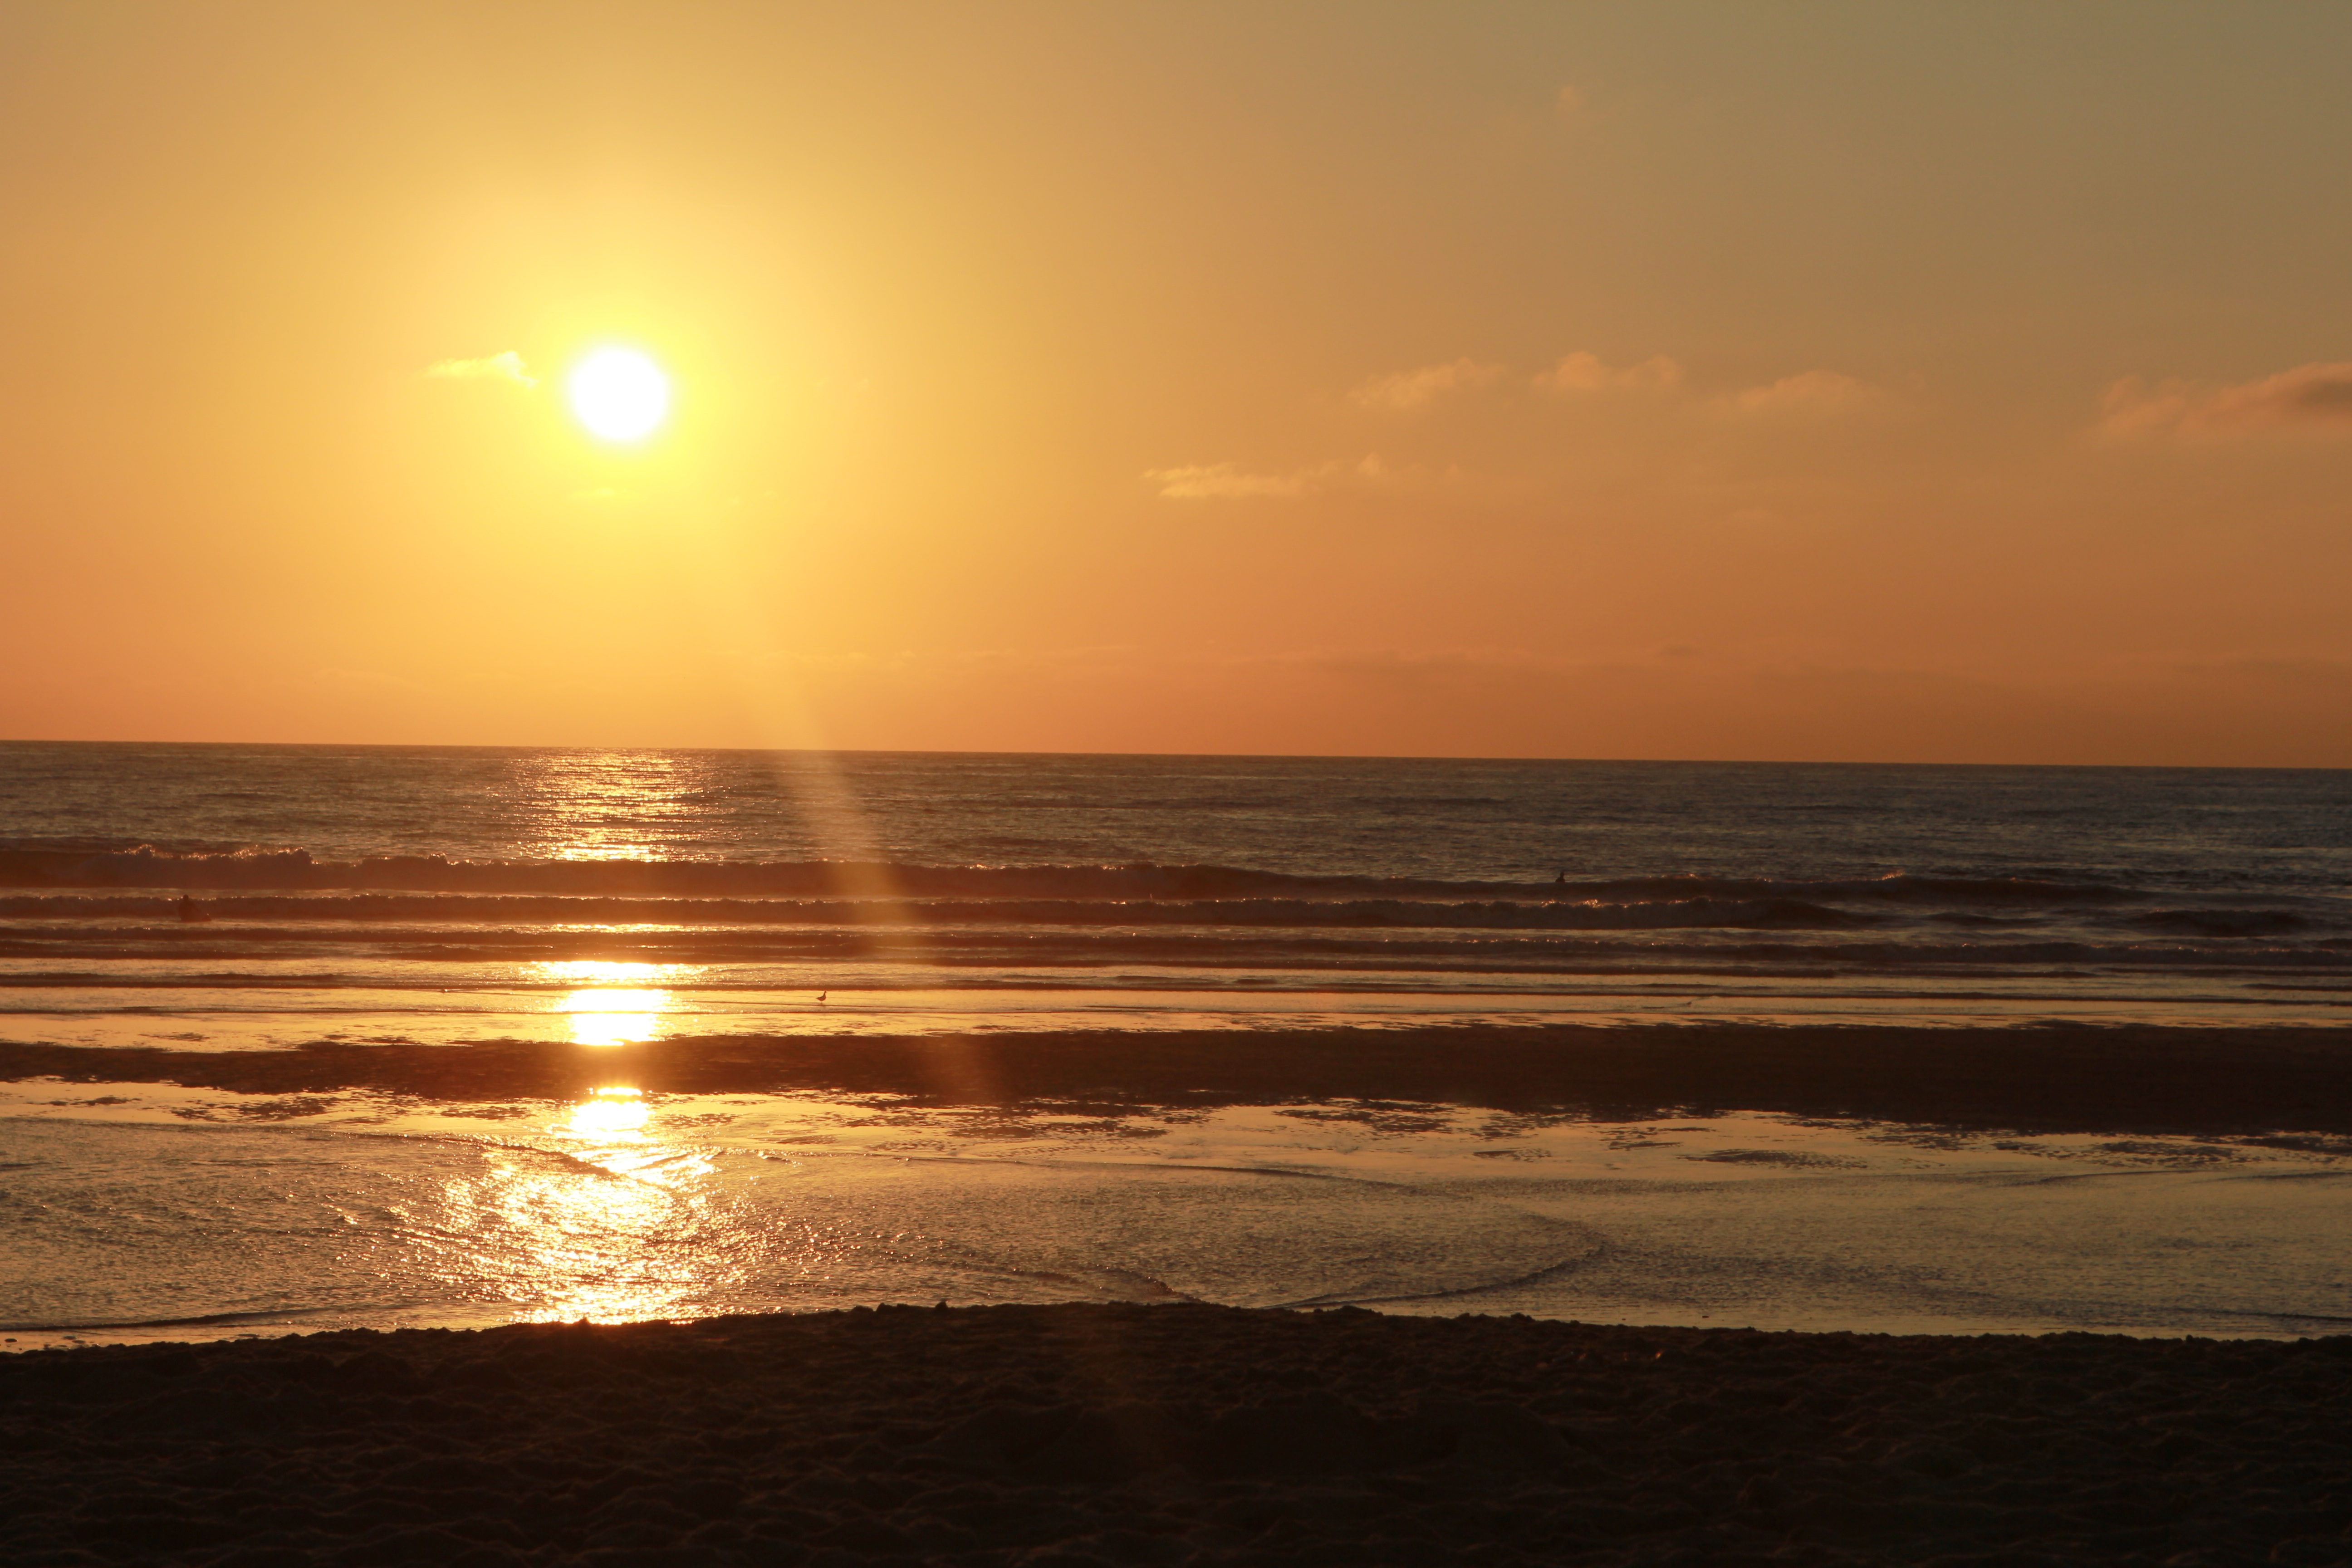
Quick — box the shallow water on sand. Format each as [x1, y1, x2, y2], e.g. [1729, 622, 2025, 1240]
[12, 980, 2347, 1058]
[5, 1082, 2346, 1351]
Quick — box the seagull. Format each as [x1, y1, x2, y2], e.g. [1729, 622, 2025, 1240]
[817, 990, 828, 1004]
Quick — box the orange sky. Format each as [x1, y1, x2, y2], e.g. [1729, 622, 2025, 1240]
[4, 2, 2350, 765]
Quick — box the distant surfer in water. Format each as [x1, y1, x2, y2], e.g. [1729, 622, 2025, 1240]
[176, 894, 211, 924]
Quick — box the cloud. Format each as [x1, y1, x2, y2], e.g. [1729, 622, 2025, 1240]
[1531, 352, 1683, 393]
[1144, 463, 1314, 500]
[2098, 362, 2352, 439]
[1349, 357, 1506, 411]
[1145, 454, 1395, 500]
[1723, 369, 1884, 415]
[424, 351, 538, 388]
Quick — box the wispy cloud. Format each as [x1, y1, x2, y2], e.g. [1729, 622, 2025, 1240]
[1145, 455, 1395, 501]
[423, 350, 538, 388]
[1531, 351, 1683, 393]
[2098, 362, 2352, 439]
[1349, 357, 1506, 411]
[1723, 369, 1884, 415]
[1145, 463, 1312, 500]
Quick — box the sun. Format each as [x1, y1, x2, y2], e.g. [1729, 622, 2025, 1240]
[567, 348, 671, 441]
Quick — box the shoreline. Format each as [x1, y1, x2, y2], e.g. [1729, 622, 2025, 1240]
[5, 1303, 2348, 1566]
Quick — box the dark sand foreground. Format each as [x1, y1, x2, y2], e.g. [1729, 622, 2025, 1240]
[6, 1304, 2349, 1568]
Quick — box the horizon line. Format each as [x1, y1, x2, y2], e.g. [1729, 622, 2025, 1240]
[1, 735, 2346, 776]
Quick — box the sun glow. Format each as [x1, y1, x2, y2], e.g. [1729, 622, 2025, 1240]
[567, 348, 670, 441]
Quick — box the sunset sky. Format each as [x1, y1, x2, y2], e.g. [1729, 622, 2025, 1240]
[5, 1, 2349, 765]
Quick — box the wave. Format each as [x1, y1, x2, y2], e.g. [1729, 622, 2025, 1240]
[1, 921, 2348, 977]
[0, 892, 1887, 932]
[2126, 909, 2319, 936]
[0, 847, 2160, 907]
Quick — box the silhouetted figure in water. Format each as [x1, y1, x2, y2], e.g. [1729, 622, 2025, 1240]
[176, 894, 211, 924]
[1551, 870, 1569, 897]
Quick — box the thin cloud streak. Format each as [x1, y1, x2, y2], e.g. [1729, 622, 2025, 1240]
[1722, 369, 1886, 415]
[1143, 462, 1317, 500]
[1145, 455, 1397, 501]
[2099, 362, 2352, 439]
[1532, 352, 1684, 393]
[1350, 358, 1507, 411]
[423, 351, 539, 388]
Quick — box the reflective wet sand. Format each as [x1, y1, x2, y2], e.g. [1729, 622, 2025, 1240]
[6, 1073, 2347, 1351]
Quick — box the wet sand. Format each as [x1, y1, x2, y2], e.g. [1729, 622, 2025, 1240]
[5, 1021, 2351, 1134]
[7, 1303, 2350, 1567]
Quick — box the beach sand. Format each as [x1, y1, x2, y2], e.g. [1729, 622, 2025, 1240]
[9, 1023, 2352, 1563]
[6, 1302, 2350, 1567]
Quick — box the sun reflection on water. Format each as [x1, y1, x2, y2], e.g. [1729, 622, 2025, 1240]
[557, 1085, 650, 1141]
[484, 1155, 717, 1324]
[382, 1073, 903, 1328]
[509, 750, 707, 863]
[400, 1084, 744, 1325]
[539, 960, 678, 984]
[534, 962, 687, 1047]
[562, 990, 670, 1047]
[515, 1085, 721, 1321]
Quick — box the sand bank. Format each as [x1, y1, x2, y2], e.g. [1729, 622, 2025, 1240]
[5, 1022, 2352, 1134]
[5, 1303, 2350, 1567]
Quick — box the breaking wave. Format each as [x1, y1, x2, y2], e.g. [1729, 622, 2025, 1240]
[0, 847, 2154, 906]
[0, 892, 1886, 931]
[3, 848, 2342, 981]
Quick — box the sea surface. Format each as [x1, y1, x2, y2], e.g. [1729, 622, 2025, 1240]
[3, 740, 2349, 1345]
[4, 740, 2351, 1039]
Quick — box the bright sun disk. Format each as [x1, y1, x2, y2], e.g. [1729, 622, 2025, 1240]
[568, 348, 670, 441]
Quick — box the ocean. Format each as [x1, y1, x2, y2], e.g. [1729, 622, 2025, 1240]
[5, 740, 2351, 1038]
[3, 740, 2349, 1345]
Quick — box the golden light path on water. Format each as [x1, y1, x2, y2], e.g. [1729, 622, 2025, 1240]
[558, 1084, 651, 1141]
[429, 1074, 766, 1325]
[422, 735, 923, 1323]
[450, 961, 736, 1322]
[561, 991, 670, 1048]
[539, 959, 684, 1048]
